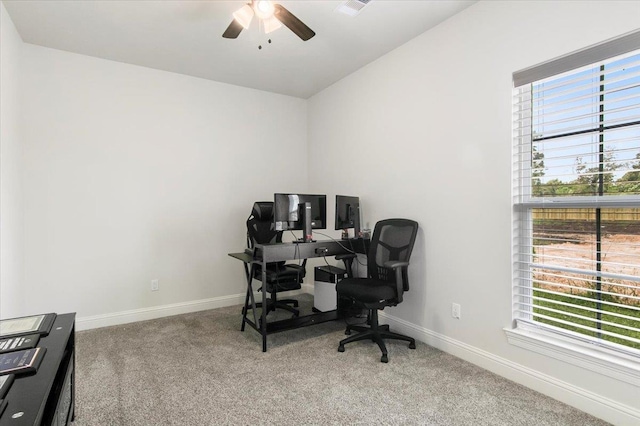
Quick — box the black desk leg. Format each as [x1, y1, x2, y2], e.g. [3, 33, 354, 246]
[241, 263, 260, 332]
[261, 265, 268, 352]
[241, 262, 251, 331]
[248, 264, 259, 328]
[241, 290, 250, 331]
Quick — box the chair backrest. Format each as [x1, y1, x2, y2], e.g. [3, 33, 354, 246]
[367, 219, 418, 291]
[247, 201, 283, 248]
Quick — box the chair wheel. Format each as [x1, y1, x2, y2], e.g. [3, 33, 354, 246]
[338, 344, 345, 352]
[409, 342, 416, 349]
[381, 354, 388, 363]
[345, 329, 351, 335]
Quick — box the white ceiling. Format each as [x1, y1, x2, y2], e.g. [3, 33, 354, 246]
[4, 0, 475, 99]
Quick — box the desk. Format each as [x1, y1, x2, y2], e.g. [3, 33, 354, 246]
[229, 238, 367, 352]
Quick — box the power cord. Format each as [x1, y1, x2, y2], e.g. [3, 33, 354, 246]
[311, 231, 355, 253]
[288, 230, 303, 267]
[312, 231, 367, 268]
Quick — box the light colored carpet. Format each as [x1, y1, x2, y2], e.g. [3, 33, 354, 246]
[73, 295, 609, 425]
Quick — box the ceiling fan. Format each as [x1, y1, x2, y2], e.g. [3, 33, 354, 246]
[222, 0, 315, 41]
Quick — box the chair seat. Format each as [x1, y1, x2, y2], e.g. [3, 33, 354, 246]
[265, 265, 301, 280]
[254, 264, 303, 293]
[336, 277, 396, 304]
[265, 280, 301, 292]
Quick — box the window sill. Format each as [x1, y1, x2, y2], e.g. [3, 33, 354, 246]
[504, 323, 640, 386]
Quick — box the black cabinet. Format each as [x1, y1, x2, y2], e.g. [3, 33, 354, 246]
[0, 314, 75, 426]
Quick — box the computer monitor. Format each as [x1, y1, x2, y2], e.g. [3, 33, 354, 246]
[335, 195, 360, 238]
[273, 193, 327, 242]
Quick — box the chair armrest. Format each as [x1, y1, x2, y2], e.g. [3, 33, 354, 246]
[336, 253, 357, 277]
[335, 254, 356, 261]
[383, 261, 409, 270]
[384, 261, 410, 303]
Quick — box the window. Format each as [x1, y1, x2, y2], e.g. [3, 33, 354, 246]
[512, 32, 640, 368]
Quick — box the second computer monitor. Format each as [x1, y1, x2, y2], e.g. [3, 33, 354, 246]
[335, 195, 360, 236]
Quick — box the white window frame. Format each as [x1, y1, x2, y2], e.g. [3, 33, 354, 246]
[507, 30, 640, 385]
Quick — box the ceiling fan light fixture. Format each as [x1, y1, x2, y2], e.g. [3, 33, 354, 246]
[262, 15, 282, 34]
[223, 0, 315, 41]
[232, 4, 254, 29]
[254, 0, 275, 20]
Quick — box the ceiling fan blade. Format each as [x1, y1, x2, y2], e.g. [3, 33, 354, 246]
[222, 19, 243, 39]
[273, 4, 315, 41]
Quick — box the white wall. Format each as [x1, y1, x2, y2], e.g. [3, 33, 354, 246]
[2, 1, 639, 422]
[18, 44, 308, 319]
[0, 2, 25, 318]
[308, 1, 640, 423]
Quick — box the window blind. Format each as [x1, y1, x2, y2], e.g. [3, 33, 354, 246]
[513, 43, 640, 354]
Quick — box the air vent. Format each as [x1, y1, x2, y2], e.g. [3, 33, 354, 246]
[335, 0, 371, 17]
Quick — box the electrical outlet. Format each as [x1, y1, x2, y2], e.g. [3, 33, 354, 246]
[151, 279, 159, 291]
[452, 303, 461, 319]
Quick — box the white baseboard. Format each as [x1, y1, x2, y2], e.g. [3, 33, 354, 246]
[76, 295, 243, 331]
[379, 311, 640, 426]
[76, 288, 308, 331]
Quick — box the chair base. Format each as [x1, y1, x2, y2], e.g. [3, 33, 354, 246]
[260, 298, 300, 317]
[338, 309, 415, 363]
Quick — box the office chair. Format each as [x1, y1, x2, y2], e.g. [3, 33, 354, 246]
[336, 218, 418, 363]
[245, 201, 306, 317]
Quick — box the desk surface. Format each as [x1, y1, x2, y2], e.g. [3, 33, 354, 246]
[246, 238, 366, 263]
[228, 252, 252, 263]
